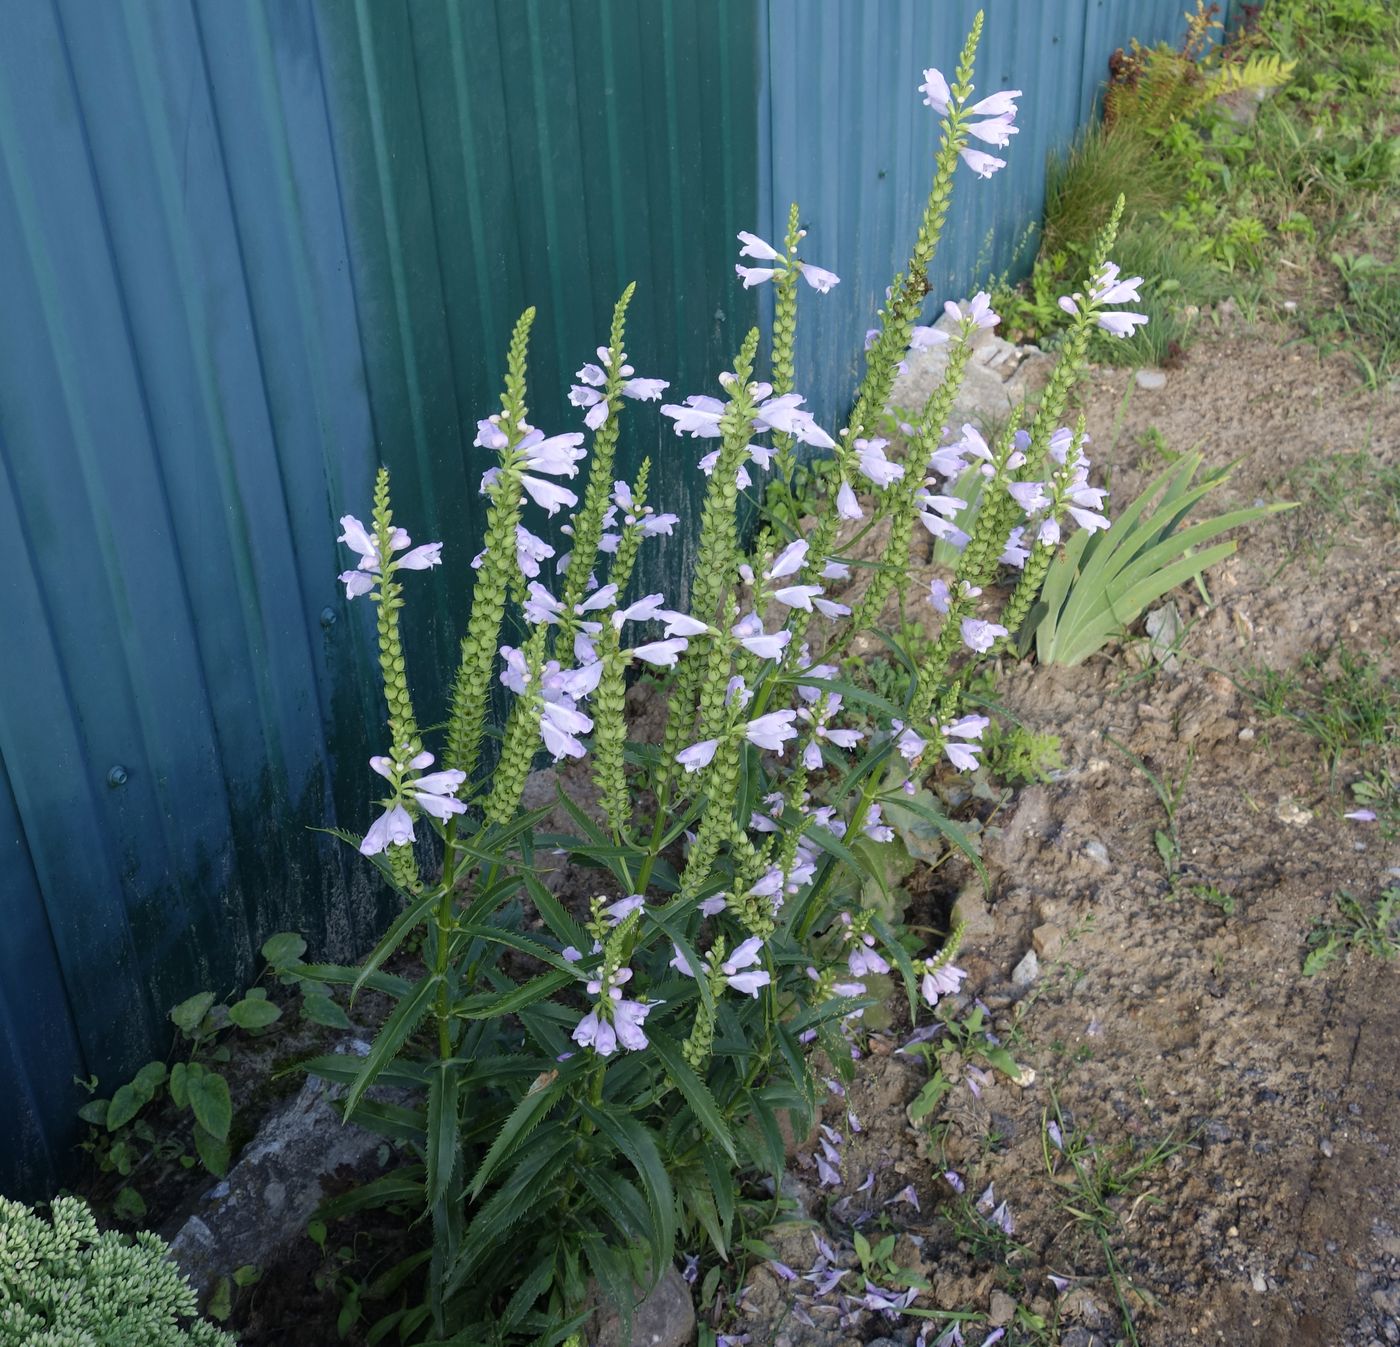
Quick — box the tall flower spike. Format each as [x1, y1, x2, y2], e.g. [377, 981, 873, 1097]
[446, 308, 536, 783]
[561, 286, 642, 619]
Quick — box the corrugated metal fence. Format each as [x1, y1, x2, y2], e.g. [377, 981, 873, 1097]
[0, 0, 1190, 1196]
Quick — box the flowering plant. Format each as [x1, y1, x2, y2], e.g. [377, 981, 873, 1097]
[296, 16, 1139, 1342]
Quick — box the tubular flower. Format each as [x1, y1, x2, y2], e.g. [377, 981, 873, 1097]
[570, 348, 668, 429]
[744, 710, 799, 753]
[337, 514, 443, 598]
[734, 229, 840, 293]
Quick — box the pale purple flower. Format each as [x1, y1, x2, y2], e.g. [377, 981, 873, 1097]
[770, 538, 808, 577]
[944, 740, 981, 771]
[920, 962, 967, 1007]
[1008, 480, 1050, 514]
[520, 475, 578, 515]
[737, 264, 779, 288]
[966, 113, 1018, 146]
[944, 1170, 965, 1194]
[571, 1009, 616, 1056]
[769, 1260, 798, 1282]
[727, 969, 772, 997]
[961, 147, 1006, 176]
[910, 324, 949, 350]
[659, 610, 708, 637]
[836, 480, 864, 520]
[699, 894, 728, 917]
[969, 87, 1021, 117]
[339, 569, 374, 599]
[815, 1154, 841, 1187]
[406, 769, 468, 820]
[919, 67, 952, 115]
[849, 942, 890, 978]
[612, 592, 667, 628]
[1038, 517, 1062, 547]
[723, 936, 764, 974]
[395, 542, 443, 570]
[1000, 527, 1030, 568]
[540, 701, 592, 760]
[855, 437, 904, 487]
[1345, 809, 1378, 821]
[520, 429, 586, 477]
[360, 803, 415, 856]
[676, 738, 721, 773]
[1048, 1120, 1064, 1151]
[754, 394, 835, 449]
[561, 946, 583, 963]
[681, 1254, 700, 1285]
[669, 944, 695, 977]
[630, 637, 689, 668]
[738, 230, 783, 261]
[944, 714, 989, 740]
[1091, 262, 1144, 306]
[1048, 1274, 1073, 1293]
[1097, 309, 1149, 338]
[612, 997, 652, 1051]
[515, 525, 555, 578]
[863, 803, 895, 844]
[798, 262, 840, 293]
[773, 584, 824, 611]
[813, 597, 850, 619]
[624, 376, 668, 401]
[944, 294, 999, 331]
[960, 618, 1008, 653]
[660, 394, 725, 438]
[605, 895, 645, 925]
[745, 710, 799, 752]
[928, 578, 951, 613]
[474, 418, 509, 451]
[733, 613, 791, 660]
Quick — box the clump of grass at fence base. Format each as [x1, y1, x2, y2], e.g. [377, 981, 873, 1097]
[996, 0, 1400, 381]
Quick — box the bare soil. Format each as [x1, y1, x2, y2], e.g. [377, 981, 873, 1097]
[738, 320, 1400, 1347]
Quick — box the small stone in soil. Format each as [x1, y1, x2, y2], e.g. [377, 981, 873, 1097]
[1082, 839, 1111, 868]
[1135, 369, 1167, 390]
[1011, 949, 1039, 987]
[989, 1290, 1017, 1325]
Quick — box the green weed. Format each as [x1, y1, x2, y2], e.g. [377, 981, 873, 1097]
[1303, 886, 1400, 974]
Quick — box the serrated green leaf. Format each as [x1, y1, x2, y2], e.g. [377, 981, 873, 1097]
[646, 1030, 736, 1162]
[426, 1064, 461, 1206]
[469, 1073, 564, 1199]
[344, 974, 441, 1121]
[579, 1105, 676, 1276]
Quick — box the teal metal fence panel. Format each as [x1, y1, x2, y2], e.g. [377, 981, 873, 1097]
[1, 0, 1188, 1195]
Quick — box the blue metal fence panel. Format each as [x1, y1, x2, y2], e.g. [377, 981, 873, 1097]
[760, 0, 1193, 430]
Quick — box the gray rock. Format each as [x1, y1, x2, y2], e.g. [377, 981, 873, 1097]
[951, 887, 998, 939]
[1011, 949, 1039, 987]
[1082, 839, 1111, 868]
[168, 1042, 387, 1298]
[989, 1289, 1017, 1324]
[591, 1267, 696, 1347]
[1135, 368, 1167, 391]
[891, 322, 1053, 434]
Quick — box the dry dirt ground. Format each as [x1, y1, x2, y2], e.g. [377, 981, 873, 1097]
[734, 321, 1400, 1347]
